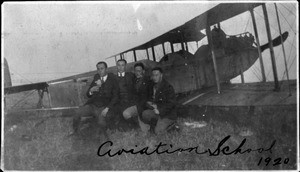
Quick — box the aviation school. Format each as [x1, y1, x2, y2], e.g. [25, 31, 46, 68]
[2, 2, 298, 171]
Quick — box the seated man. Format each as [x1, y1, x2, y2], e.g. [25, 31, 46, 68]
[131, 63, 153, 126]
[70, 61, 119, 138]
[115, 59, 137, 128]
[139, 67, 177, 135]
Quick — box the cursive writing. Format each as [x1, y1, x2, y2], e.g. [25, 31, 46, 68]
[97, 135, 276, 157]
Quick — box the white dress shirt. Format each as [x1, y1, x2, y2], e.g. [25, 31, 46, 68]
[89, 74, 108, 96]
[118, 72, 125, 77]
[100, 75, 108, 82]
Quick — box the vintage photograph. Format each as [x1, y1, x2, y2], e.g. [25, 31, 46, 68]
[1, 1, 298, 171]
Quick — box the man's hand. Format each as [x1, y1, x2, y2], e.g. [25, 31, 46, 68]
[151, 104, 157, 110]
[95, 79, 102, 86]
[90, 86, 99, 93]
[146, 101, 153, 106]
[101, 107, 109, 117]
[153, 108, 160, 115]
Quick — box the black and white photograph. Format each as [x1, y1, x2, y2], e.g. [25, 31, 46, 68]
[1, 1, 298, 171]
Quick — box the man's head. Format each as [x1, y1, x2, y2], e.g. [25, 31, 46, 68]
[134, 62, 145, 78]
[96, 61, 108, 77]
[117, 59, 127, 73]
[151, 67, 163, 83]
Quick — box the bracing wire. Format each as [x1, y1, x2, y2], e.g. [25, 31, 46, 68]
[243, 16, 251, 33]
[266, 29, 296, 81]
[280, 4, 296, 17]
[279, 55, 296, 89]
[287, 3, 296, 11]
[252, 62, 263, 81]
[280, 56, 296, 81]
[254, 5, 296, 81]
[282, 31, 296, 70]
[253, 63, 264, 80]
[251, 68, 262, 81]
[277, 8, 296, 35]
[9, 67, 33, 84]
[243, 13, 262, 82]
[254, 10, 296, 48]
[282, 37, 296, 81]
[190, 42, 195, 53]
[10, 90, 37, 108]
[266, 47, 286, 80]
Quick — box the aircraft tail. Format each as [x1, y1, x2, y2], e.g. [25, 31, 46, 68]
[260, 31, 289, 52]
[4, 58, 12, 87]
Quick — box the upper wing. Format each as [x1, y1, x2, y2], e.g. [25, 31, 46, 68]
[106, 3, 263, 59]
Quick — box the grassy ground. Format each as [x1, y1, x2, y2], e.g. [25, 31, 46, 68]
[3, 107, 297, 170]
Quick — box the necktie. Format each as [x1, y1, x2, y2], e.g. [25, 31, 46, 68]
[153, 84, 158, 99]
[101, 77, 104, 84]
[135, 78, 141, 90]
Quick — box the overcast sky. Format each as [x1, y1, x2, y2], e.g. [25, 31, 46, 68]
[2, 2, 297, 86]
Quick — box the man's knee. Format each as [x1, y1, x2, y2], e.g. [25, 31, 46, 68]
[74, 105, 94, 121]
[142, 110, 156, 122]
[123, 110, 132, 119]
[123, 106, 137, 120]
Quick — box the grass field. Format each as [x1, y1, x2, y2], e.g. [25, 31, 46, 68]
[3, 106, 297, 170]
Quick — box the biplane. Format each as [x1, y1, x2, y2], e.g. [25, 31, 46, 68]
[3, 3, 296, 129]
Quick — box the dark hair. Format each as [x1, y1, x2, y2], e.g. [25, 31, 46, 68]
[117, 59, 127, 64]
[134, 62, 145, 70]
[152, 67, 163, 73]
[96, 61, 108, 68]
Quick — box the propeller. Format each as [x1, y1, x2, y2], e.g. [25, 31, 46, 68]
[260, 31, 289, 52]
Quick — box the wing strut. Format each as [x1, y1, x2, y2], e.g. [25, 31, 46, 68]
[162, 43, 166, 55]
[151, 46, 156, 61]
[133, 50, 137, 62]
[146, 49, 150, 60]
[170, 43, 174, 53]
[185, 42, 189, 52]
[262, 4, 280, 91]
[275, 3, 291, 95]
[206, 23, 221, 94]
[250, 9, 266, 82]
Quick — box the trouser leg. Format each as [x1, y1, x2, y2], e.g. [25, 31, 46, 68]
[95, 107, 116, 139]
[138, 116, 150, 133]
[93, 106, 105, 126]
[93, 106, 106, 131]
[140, 109, 158, 133]
[155, 117, 175, 135]
[72, 105, 95, 133]
[123, 105, 139, 128]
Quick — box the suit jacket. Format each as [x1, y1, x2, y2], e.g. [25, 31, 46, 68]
[148, 79, 177, 120]
[115, 72, 136, 107]
[85, 73, 119, 108]
[134, 75, 153, 114]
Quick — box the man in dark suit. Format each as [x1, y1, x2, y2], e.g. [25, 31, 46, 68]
[140, 67, 177, 134]
[115, 59, 137, 126]
[121, 62, 153, 128]
[70, 61, 119, 137]
[132, 62, 152, 116]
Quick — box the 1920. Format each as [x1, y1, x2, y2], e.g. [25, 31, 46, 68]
[257, 157, 289, 166]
